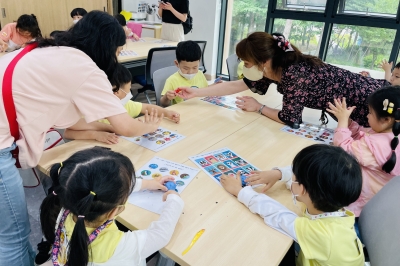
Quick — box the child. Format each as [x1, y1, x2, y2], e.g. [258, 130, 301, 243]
[160, 41, 210, 107]
[326, 87, 400, 216]
[71, 8, 87, 24]
[360, 59, 400, 86]
[0, 14, 41, 52]
[36, 147, 183, 265]
[64, 64, 180, 144]
[221, 144, 364, 266]
[115, 14, 140, 41]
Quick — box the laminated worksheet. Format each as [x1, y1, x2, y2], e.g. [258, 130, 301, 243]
[119, 50, 138, 56]
[121, 127, 185, 152]
[280, 121, 334, 145]
[128, 157, 199, 214]
[200, 96, 239, 111]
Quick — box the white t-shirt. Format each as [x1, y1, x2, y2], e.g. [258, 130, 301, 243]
[0, 46, 126, 168]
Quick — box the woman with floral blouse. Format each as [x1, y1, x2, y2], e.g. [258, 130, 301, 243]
[177, 32, 389, 128]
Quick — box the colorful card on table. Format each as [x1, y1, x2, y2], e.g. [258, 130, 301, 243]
[280, 121, 334, 145]
[128, 157, 199, 214]
[121, 127, 185, 152]
[200, 96, 239, 111]
[119, 50, 138, 56]
[189, 147, 259, 187]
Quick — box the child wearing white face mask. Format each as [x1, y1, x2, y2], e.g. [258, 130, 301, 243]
[160, 41, 212, 107]
[70, 8, 87, 25]
[64, 64, 180, 144]
[220, 144, 365, 266]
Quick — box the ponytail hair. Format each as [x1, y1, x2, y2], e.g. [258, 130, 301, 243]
[368, 86, 400, 173]
[16, 14, 42, 38]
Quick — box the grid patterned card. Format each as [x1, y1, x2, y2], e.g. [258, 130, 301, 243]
[280, 121, 334, 145]
[200, 96, 239, 111]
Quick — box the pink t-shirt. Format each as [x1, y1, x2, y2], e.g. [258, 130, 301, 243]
[0, 23, 32, 45]
[0, 46, 126, 168]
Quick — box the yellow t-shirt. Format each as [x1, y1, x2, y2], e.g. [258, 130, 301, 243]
[99, 100, 142, 124]
[237, 61, 244, 79]
[295, 209, 364, 266]
[161, 71, 209, 105]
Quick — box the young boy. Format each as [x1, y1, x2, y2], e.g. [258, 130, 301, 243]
[221, 144, 364, 266]
[64, 64, 180, 144]
[360, 59, 400, 86]
[70, 8, 87, 24]
[160, 41, 210, 107]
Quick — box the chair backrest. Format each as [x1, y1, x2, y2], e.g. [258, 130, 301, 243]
[126, 21, 143, 38]
[359, 176, 400, 266]
[153, 66, 179, 106]
[226, 54, 239, 81]
[145, 47, 177, 86]
[193, 41, 207, 73]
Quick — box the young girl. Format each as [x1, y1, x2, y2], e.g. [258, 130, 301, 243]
[326, 86, 400, 216]
[221, 144, 364, 266]
[0, 14, 41, 52]
[36, 147, 183, 266]
[115, 14, 140, 41]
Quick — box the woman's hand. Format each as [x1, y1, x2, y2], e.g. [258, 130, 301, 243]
[220, 172, 243, 197]
[95, 132, 119, 145]
[235, 96, 262, 112]
[176, 87, 198, 99]
[326, 97, 355, 128]
[138, 109, 164, 131]
[166, 110, 180, 123]
[245, 170, 282, 192]
[359, 71, 371, 77]
[162, 2, 175, 11]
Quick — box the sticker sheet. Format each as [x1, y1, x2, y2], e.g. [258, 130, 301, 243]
[122, 127, 185, 152]
[280, 121, 334, 145]
[119, 50, 138, 56]
[200, 96, 239, 111]
[128, 157, 200, 214]
[189, 147, 259, 187]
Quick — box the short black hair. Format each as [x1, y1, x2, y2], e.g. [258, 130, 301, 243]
[70, 8, 87, 18]
[292, 144, 362, 212]
[114, 14, 127, 27]
[16, 14, 41, 38]
[176, 40, 201, 62]
[111, 64, 132, 91]
[395, 62, 400, 69]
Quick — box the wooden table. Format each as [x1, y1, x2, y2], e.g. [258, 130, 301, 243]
[118, 37, 177, 69]
[38, 88, 320, 266]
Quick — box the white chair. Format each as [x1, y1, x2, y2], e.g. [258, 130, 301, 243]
[359, 176, 400, 266]
[152, 66, 179, 106]
[226, 54, 239, 81]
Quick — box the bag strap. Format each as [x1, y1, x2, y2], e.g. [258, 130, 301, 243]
[2, 42, 38, 143]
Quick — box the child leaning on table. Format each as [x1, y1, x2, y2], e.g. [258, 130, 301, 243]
[360, 60, 400, 86]
[221, 144, 364, 266]
[63, 64, 180, 144]
[35, 147, 183, 266]
[160, 40, 222, 107]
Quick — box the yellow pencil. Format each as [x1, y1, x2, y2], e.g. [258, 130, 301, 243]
[182, 229, 205, 255]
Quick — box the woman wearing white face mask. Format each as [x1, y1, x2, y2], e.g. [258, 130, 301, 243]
[177, 32, 388, 128]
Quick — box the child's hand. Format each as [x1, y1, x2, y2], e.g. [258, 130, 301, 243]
[176, 87, 198, 99]
[165, 90, 177, 100]
[95, 132, 119, 145]
[245, 170, 282, 192]
[163, 190, 180, 201]
[139, 109, 164, 131]
[148, 175, 175, 191]
[220, 171, 243, 197]
[166, 110, 180, 123]
[326, 97, 356, 128]
[379, 59, 393, 72]
[359, 71, 371, 77]
[132, 33, 140, 41]
[0, 42, 8, 52]
[235, 96, 262, 112]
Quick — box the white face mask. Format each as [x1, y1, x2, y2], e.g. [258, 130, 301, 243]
[178, 69, 197, 80]
[73, 19, 79, 24]
[120, 91, 132, 106]
[242, 65, 264, 81]
[289, 180, 299, 205]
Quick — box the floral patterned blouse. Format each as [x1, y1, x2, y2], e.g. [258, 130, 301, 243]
[243, 62, 389, 128]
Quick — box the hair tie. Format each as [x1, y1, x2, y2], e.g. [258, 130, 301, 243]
[58, 162, 63, 175]
[52, 191, 57, 196]
[78, 215, 85, 219]
[90, 191, 96, 196]
[383, 99, 389, 111]
[272, 35, 294, 52]
[395, 136, 398, 138]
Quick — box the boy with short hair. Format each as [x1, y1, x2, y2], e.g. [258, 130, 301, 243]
[64, 64, 180, 144]
[70, 8, 87, 24]
[160, 41, 209, 107]
[360, 59, 400, 86]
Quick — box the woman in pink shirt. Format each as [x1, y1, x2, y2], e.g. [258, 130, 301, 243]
[0, 14, 42, 52]
[327, 87, 400, 217]
[0, 11, 162, 265]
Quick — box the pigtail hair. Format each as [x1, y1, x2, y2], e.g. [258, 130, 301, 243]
[67, 193, 96, 266]
[39, 163, 63, 244]
[382, 117, 400, 173]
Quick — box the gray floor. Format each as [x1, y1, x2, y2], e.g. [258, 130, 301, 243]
[26, 83, 157, 254]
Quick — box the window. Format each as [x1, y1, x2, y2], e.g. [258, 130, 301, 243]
[338, 0, 399, 17]
[276, 0, 326, 12]
[273, 19, 324, 56]
[325, 25, 396, 71]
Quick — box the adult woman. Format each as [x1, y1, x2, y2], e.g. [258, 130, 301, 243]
[0, 14, 42, 52]
[179, 32, 388, 128]
[158, 0, 188, 42]
[0, 11, 161, 265]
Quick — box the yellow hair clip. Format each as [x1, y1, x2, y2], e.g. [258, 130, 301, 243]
[388, 102, 394, 114]
[90, 191, 96, 196]
[58, 162, 63, 175]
